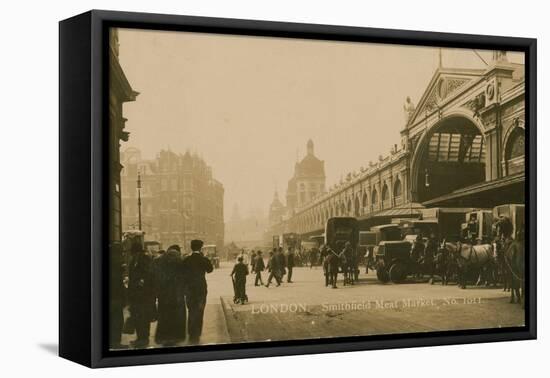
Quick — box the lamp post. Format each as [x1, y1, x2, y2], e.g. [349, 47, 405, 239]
[173, 197, 188, 252]
[137, 171, 142, 231]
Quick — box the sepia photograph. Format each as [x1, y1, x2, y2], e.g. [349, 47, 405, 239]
[107, 27, 527, 351]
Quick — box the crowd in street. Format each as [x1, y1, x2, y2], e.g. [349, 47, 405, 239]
[110, 239, 213, 349]
[230, 247, 297, 304]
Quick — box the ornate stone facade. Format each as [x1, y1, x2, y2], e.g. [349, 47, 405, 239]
[121, 148, 224, 250]
[268, 56, 525, 239]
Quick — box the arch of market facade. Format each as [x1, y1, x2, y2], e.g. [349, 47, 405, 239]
[276, 59, 525, 237]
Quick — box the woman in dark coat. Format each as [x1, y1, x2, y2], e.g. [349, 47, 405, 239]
[152, 245, 187, 346]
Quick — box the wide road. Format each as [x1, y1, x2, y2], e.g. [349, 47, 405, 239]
[121, 260, 524, 348]
[213, 261, 525, 344]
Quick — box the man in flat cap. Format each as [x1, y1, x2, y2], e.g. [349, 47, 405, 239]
[181, 239, 213, 344]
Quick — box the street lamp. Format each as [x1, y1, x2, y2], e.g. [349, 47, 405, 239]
[137, 171, 142, 230]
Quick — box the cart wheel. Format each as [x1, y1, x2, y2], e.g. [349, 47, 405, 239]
[389, 263, 407, 283]
[376, 268, 390, 283]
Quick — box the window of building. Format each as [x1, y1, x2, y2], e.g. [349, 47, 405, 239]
[382, 183, 389, 201]
[393, 178, 402, 198]
[506, 127, 525, 160]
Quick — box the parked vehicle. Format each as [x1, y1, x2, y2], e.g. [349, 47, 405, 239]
[416, 207, 477, 242]
[398, 219, 439, 241]
[309, 234, 325, 247]
[325, 217, 358, 252]
[373, 240, 413, 283]
[360, 224, 402, 269]
[492, 204, 525, 240]
[461, 210, 494, 243]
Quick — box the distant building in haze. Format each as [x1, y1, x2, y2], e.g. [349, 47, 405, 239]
[286, 139, 326, 215]
[121, 148, 224, 251]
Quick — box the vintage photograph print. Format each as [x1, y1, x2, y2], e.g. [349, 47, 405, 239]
[108, 27, 527, 351]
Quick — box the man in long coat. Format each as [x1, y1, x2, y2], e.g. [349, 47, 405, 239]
[265, 249, 282, 287]
[109, 242, 125, 349]
[254, 250, 265, 286]
[286, 247, 295, 283]
[152, 245, 186, 346]
[128, 243, 155, 348]
[181, 239, 213, 344]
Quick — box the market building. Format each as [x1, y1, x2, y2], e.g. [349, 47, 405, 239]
[268, 51, 525, 238]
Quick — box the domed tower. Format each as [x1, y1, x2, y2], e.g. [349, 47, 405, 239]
[286, 139, 326, 213]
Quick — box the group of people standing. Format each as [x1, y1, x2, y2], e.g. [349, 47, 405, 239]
[229, 247, 296, 304]
[113, 239, 213, 349]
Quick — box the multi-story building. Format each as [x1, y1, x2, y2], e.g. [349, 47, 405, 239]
[121, 148, 224, 251]
[286, 139, 326, 215]
[268, 52, 526, 238]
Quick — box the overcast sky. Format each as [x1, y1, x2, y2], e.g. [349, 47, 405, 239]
[117, 28, 523, 218]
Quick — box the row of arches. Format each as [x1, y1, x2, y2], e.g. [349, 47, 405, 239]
[293, 176, 404, 234]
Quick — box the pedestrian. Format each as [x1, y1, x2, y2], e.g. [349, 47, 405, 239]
[109, 242, 125, 349]
[152, 245, 187, 347]
[254, 250, 265, 286]
[277, 247, 286, 282]
[265, 249, 282, 287]
[320, 244, 330, 286]
[231, 256, 249, 304]
[127, 242, 155, 348]
[286, 247, 295, 283]
[250, 250, 257, 274]
[424, 233, 438, 284]
[180, 239, 213, 344]
[411, 234, 424, 279]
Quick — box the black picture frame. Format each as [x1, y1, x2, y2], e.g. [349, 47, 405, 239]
[59, 9, 537, 368]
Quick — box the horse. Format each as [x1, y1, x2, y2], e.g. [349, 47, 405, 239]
[324, 250, 341, 288]
[438, 242, 495, 289]
[493, 216, 525, 306]
[493, 238, 511, 292]
[341, 244, 359, 286]
[504, 238, 524, 305]
[433, 247, 454, 285]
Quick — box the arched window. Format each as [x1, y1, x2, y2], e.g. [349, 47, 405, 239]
[382, 183, 389, 201]
[362, 191, 368, 207]
[394, 178, 402, 198]
[347, 199, 352, 214]
[354, 196, 361, 217]
[341, 203, 346, 215]
[506, 127, 525, 160]
[505, 127, 525, 175]
[372, 189, 378, 207]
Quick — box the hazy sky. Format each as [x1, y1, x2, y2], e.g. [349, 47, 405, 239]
[117, 28, 523, 218]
